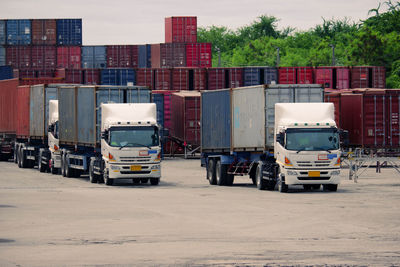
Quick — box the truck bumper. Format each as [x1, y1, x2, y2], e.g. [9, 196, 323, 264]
[107, 163, 161, 179]
[283, 169, 341, 185]
[52, 152, 62, 168]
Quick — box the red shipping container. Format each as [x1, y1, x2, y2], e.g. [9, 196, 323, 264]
[55, 68, 66, 79]
[6, 46, 32, 69]
[186, 43, 212, 68]
[154, 69, 172, 90]
[18, 70, 36, 79]
[207, 68, 226, 90]
[152, 90, 178, 131]
[57, 46, 81, 69]
[16, 85, 30, 138]
[19, 77, 64, 86]
[351, 66, 369, 88]
[31, 19, 57, 45]
[64, 69, 83, 83]
[385, 89, 400, 147]
[315, 67, 333, 88]
[31, 46, 57, 70]
[36, 70, 54, 77]
[336, 67, 350, 89]
[0, 79, 18, 134]
[229, 68, 243, 88]
[194, 68, 207, 91]
[278, 67, 296, 84]
[297, 67, 313, 84]
[172, 68, 189, 90]
[106, 45, 138, 68]
[171, 91, 201, 146]
[83, 69, 100, 85]
[136, 68, 154, 89]
[324, 92, 341, 126]
[372, 66, 385, 88]
[151, 43, 186, 68]
[165, 16, 197, 43]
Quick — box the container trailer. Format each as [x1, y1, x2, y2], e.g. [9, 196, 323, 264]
[201, 84, 342, 192]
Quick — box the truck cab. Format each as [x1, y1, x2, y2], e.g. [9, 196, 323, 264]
[273, 103, 341, 192]
[47, 100, 61, 174]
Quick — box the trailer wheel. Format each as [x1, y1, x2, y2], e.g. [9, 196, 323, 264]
[89, 162, 97, 183]
[256, 162, 266, 190]
[38, 151, 46, 173]
[215, 160, 227, 186]
[207, 158, 217, 185]
[150, 178, 159, 185]
[323, 184, 338, 192]
[64, 155, 73, 178]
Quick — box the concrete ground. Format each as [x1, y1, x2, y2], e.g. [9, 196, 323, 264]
[0, 158, 399, 267]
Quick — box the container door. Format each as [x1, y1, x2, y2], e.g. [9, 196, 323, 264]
[58, 87, 77, 144]
[340, 94, 363, 146]
[294, 85, 324, 103]
[386, 91, 400, 148]
[184, 96, 201, 145]
[363, 93, 386, 147]
[30, 85, 45, 137]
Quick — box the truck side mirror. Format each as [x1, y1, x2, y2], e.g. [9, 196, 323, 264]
[339, 129, 349, 147]
[101, 130, 109, 140]
[48, 124, 54, 133]
[276, 133, 284, 146]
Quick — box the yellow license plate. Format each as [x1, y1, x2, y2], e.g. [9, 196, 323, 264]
[130, 165, 142, 171]
[308, 171, 320, 177]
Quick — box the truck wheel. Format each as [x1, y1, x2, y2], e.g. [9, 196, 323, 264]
[150, 178, 160, 185]
[104, 172, 113, 186]
[50, 159, 58, 175]
[17, 148, 22, 168]
[207, 159, 216, 185]
[61, 154, 66, 177]
[38, 151, 46, 173]
[323, 184, 338, 192]
[278, 179, 289, 193]
[20, 148, 28, 168]
[89, 163, 97, 183]
[215, 160, 226, 186]
[64, 155, 72, 178]
[13, 147, 18, 164]
[140, 178, 149, 184]
[256, 162, 266, 190]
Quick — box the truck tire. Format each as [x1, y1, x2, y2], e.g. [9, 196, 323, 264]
[61, 154, 66, 177]
[89, 162, 98, 183]
[207, 159, 217, 185]
[150, 178, 160, 185]
[17, 148, 22, 168]
[104, 171, 113, 186]
[256, 162, 267, 190]
[38, 151, 46, 173]
[13, 147, 18, 164]
[323, 184, 338, 192]
[50, 159, 58, 175]
[278, 179, 289, 193]
[64, 155, 73, 178]
[20, 148, 28, 168]
[215, 160, 226, 186]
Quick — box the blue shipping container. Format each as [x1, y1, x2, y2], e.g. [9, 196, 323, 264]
[0, 20, 6, 45]
[264, 67, 278, 84]
[0, 65, 13, 80]
[81, 46, 107, 69]
[101, 68, 135, 86]
[201, 89, 231, 151]
[57, 19, 82, 46]
[243, 68, 260, 86]
[7, 19, 31, 45]
[152, 93, 165, 127]
[138, 45, 151, 68]
[0, 46, 5, 66]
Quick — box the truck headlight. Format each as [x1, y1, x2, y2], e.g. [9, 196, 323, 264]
[151, 165, 160, 170]
[110, 165, 120, 170]
[331, 170, 340, 176]
[287, 170, 298, 176]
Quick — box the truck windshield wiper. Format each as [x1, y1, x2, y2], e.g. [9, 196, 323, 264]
[296, 148, 306, 154]
[314, 147, 332, 153]
[119, 143, 152, 150]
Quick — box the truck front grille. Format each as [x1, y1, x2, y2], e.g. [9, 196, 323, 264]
[120, 171, 152, 175]
[296, 161, 330, 167]
[120, 156, 152, 163]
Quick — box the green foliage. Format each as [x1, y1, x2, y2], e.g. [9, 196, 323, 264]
[198, 1, 400, 87]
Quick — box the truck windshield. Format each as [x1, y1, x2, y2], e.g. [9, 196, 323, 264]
[109, 126, 159, 148]
[285, 128, 339, 151]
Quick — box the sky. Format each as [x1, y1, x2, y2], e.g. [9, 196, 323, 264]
[0, 0, 386, 45]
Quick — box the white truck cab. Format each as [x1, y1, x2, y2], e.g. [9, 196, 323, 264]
[274, 103, 341, 191]
[48, 100, 61, 174]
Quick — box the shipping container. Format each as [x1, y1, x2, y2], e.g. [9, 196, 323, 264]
[172, 68, 189, 90]
[83, 69, 100, 85]
[56, 19, 82, 46]
[165, 16, 197, 43]
[0, 45, 5, 65]
[324, 92, 341, 126]
[229, 68, 243, 88]
[6, 46, 31, 69]
[136, 68, 154, 89]
[193, 68, 207, 91]
[57, 46, 81, 69]
[19, 77, 64, 86]
[31, 46, 57, 70]
[65, 69, 83, 84]
[106, 45, 138, 68]
[278, 67, 296, 84]
[315, 67, 333, 88]
[0, 66, 13, 80]
[186, 43, 212, 68]
[207, 68, 227, 90]
[171, 91, 201, 146]
[36, 69, 54, 78]
[243, 67, 260, 86]
[81, 46, 107, 69]
[151, 43, 186, 68]
[16, 85, 30, 137]
[138, 44, 151, 68]
[7, 19, 31, 45]
[372, 66, 386, 88]
[336, 67, 350, 89]
[0, 20, 5, 45]
[386, 89, 400, 147]
[297, 67, 313, 84]
[100, 68, 135, 86]
[351, 66, 369, 88]
[58, 85, 150, 146]
[154, 68, 172, 90]
[151, 90, 177, 131]
[0, 79, 18, 134]
[31, 19, 57, 45]
[264, 67, 278, 84]
[18, 70, 36, 78]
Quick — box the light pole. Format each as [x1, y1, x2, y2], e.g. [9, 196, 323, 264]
[329, 44, 335, 66]
[216, 47, 221, 67]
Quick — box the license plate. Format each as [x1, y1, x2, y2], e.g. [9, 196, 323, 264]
[308, 171, 320, 177]
[130, 165, 142, 171]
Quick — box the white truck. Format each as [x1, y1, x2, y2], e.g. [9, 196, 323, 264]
[201, 85, 342, 192]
